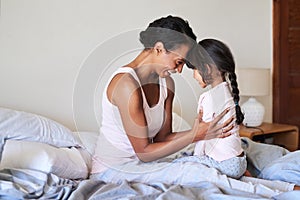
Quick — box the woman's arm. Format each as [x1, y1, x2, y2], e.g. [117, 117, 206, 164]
[108, 74, 201, 162]
[152, 76, 174, 142]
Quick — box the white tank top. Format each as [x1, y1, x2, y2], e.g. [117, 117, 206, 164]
[92, 67, 168, 173]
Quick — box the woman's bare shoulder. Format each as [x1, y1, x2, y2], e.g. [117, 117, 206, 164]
[109, 72, 139, 90]
[107, 73, 141, 104]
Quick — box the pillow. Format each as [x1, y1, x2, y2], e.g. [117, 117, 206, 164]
[0, 140, 88, 179]
[0, 107, 82, 156]
[75, 131, 99, 155]
[259, 151, 300, 185]
[73, 131, 100, 171]
[241, 137, 288, 172]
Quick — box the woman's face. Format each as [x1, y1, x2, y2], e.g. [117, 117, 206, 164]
[193, 69, 207, 88]
[157, 44, 190, 77]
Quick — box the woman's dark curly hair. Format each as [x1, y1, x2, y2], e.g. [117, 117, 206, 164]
[139, 15, 197, 51]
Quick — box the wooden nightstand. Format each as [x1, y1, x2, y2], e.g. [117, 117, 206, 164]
[239, 122, 299, 151]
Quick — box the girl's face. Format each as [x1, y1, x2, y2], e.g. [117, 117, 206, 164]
[156, 44, 190, 77]
[193, 69, 207, 88]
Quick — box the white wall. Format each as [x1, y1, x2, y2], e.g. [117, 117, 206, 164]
[0, 0, 272, 131]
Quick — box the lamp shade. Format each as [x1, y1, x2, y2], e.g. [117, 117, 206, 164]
[236, 68, 270, 127]
[236, 68, 270, 96]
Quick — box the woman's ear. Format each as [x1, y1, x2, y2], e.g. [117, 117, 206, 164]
[154, 42, 165, 54]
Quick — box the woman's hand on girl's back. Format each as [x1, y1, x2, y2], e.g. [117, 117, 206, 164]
[192, 108, 234, 142]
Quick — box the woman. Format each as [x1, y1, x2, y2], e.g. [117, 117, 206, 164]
[91, 16, 298, 196]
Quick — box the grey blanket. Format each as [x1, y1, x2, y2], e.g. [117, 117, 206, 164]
[68, 138, 300, 200]
[0, 168, 78, 200]
[69, 179, 300, 200]
[69, 179, 269, 200]
[2, 138, 300, 199]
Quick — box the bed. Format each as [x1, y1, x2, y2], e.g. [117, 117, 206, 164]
[1, 107, 300, 199]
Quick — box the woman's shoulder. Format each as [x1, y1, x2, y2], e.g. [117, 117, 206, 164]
[110, 72, 139, 91]
[107, 70, 142, 104]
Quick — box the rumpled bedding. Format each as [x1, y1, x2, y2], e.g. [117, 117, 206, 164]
[241, 137, 289, 177]
[69, 177, 300, 200]
[69, 179, 271, 200]
[0, 168, 78, 200]
[68, 137, 300, 199]
[2, 137, 300, 199]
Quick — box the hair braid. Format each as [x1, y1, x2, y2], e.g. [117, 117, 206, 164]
[228, 72, 244, 124]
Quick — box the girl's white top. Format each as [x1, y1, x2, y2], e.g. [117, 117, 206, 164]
[194, 82, 243, 161]
[92, 67, 167, 173]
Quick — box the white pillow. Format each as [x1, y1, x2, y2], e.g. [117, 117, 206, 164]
[74, 131, 100, 171]
[0, 140, 88, 179]
[75, 131, 99, 155]
[0, 107, 82, 155]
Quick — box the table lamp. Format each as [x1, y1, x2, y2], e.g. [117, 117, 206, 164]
[236, 68, 270, 127]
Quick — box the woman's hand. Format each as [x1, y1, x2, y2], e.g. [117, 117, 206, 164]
[191, 108, 234, 142]
[205, 108, 234, 140]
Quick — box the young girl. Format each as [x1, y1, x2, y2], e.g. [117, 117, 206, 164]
[187, 38, 247, 179]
